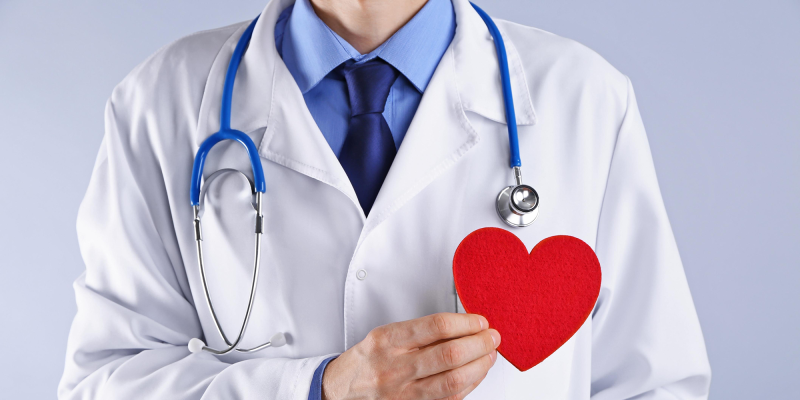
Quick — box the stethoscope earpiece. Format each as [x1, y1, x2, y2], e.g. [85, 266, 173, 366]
[188, 338, 205, 354]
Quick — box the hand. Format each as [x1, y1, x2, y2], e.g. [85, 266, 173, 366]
[322, 313, 501, 400]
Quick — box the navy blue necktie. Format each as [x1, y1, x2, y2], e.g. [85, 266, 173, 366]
[338, 59, 400, 216]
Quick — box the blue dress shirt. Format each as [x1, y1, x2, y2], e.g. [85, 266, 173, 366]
[273, 1, 455, 399]
[275, 0, 455, 156]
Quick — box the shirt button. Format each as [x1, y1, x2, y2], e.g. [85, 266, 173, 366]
[356, 269, 368, 280]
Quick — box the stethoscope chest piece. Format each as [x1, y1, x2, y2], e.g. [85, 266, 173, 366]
[496, 183, 539, 228]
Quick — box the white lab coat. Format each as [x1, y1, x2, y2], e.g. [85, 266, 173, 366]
[59, 0, 711, 398]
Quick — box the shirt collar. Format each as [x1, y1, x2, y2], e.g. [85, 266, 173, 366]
[278, 0, 455, 94]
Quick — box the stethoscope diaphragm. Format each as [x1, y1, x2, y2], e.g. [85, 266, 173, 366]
[496, 181, 539, 228]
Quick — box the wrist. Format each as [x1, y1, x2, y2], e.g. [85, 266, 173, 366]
[321, 357, 340, 400]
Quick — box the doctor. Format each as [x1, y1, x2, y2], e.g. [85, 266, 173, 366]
[59, 0, 711, 399]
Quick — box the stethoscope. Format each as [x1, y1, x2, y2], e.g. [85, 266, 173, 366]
[187, 3, 539, 356]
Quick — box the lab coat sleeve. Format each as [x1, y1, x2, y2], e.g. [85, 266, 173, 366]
[590, 78, 711, 400]
[58, 98, 331, 400]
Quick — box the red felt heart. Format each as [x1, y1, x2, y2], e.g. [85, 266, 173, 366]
[453, 228, 602, 371]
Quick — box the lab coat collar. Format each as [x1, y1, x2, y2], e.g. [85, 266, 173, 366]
[195, 0, 537, 223]
[449, 0, 537, 126]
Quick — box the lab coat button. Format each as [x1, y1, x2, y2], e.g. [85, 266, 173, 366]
[356, 269, 367, 280]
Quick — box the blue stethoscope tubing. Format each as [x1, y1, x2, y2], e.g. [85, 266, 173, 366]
[470, 3, 521, 169]
[189, 3, 523, 205]
[190, 17, 264, 207]
[187, 3, 536, 356]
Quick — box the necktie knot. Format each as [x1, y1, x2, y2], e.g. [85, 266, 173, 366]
[343, 59, 399, 116]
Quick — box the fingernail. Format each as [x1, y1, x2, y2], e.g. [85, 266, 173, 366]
[490, 330, 501, 347]
[479, 316, 487, 330]
[490, 350, 497, 363]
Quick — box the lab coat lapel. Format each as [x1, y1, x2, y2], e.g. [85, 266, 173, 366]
[362, 50, 477, 235]
[196, 0, 359, 207]
[259, 58, 359, 205]
[363, 0, 537, 235]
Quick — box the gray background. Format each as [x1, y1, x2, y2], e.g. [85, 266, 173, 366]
[0, 0, 798, 398]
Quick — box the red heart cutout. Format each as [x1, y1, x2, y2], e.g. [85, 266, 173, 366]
[453, 228, 602, 371]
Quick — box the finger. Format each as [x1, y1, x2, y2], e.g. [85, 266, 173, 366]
[409, 352, 495, 399]
[438, 370, 488, 400]
[389, 313, 489, 350]
[410, 329, 500, 378]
